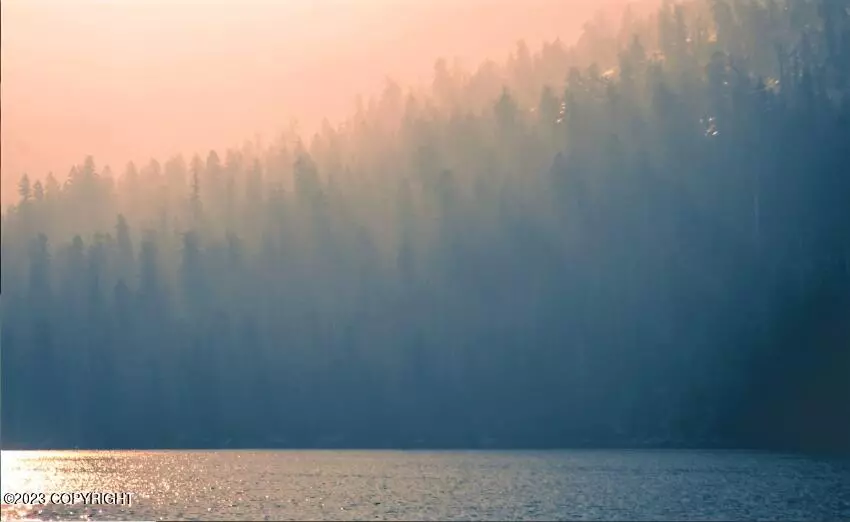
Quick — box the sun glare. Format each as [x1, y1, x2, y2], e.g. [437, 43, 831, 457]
[1, 451, 59, 493]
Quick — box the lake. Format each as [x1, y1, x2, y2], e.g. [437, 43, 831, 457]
[1, 450, 848, 521]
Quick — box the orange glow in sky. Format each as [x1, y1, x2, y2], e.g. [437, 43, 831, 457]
[1, 0, 614, 206]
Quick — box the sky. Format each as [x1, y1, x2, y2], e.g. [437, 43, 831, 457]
[1, 0, 615, 207]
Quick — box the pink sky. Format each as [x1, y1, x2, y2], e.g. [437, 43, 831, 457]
[1, 0, 615, 207]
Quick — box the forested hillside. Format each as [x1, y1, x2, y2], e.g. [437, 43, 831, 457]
[2, 0, 848, 451]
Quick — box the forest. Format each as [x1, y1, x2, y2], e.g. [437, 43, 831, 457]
[1, 0, 848, 452]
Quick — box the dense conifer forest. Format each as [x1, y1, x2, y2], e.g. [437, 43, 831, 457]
[1, 0, 848, 451]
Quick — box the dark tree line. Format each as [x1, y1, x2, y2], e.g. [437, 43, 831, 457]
[2, 0, 848, 452]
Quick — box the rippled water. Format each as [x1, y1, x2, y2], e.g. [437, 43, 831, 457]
[1, 450, 848, 521]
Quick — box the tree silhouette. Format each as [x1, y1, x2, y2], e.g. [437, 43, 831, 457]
[1, 0, 848, 452]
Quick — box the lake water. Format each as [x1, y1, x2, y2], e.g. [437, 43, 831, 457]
[1, 450, 848, 521]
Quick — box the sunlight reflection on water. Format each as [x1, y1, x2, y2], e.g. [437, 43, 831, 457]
[1, 450, 152, 521]
[1, 450, 848, 521]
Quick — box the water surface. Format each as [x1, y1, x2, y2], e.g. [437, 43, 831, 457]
[1, 450, 848, 521]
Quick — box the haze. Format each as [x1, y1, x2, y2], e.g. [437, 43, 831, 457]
[2, 0, 848, 455]
[0, 0, 619, 207]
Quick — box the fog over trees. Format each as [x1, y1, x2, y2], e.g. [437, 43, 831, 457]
[1, 0, 848, 452]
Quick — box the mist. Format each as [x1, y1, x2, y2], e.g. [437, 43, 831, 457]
[1, 0, 848, 453]
[0, 0, 635, 207]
